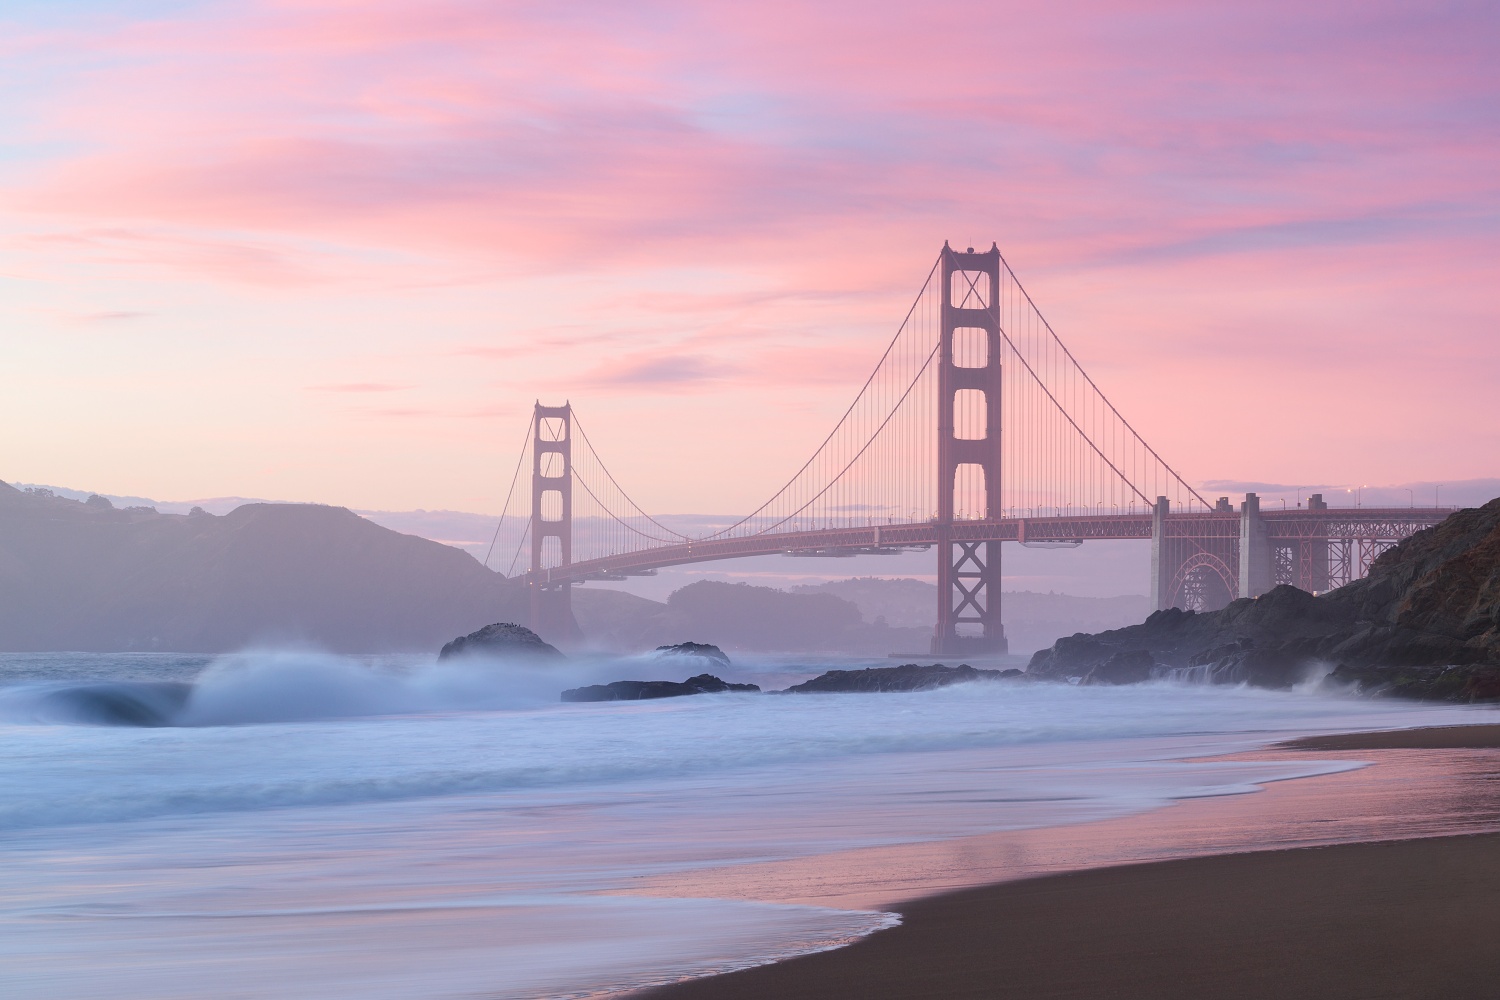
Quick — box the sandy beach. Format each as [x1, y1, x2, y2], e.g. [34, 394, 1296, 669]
[638, 724, 1500, 999]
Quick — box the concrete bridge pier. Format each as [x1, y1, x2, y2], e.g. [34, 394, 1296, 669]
[1239, 492, 1273, 599]
[1150, 496, 1172, 610]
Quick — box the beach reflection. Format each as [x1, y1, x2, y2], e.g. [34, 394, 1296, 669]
[623, 745, 1500, 911]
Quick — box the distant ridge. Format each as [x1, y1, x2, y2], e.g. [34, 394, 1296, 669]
[0, 481, 525, 653]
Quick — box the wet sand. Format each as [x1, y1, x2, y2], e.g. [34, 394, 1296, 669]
[1281, 722, 1500, 751]
[635, 725, 1500, 999]
[642, 832, 1500, 1000]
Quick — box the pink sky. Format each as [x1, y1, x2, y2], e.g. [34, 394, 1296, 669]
[3, 0, 1496, 513]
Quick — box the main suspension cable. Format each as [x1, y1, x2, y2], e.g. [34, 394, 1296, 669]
[698, 253, 942, 539]
[483, 411, 536, 570]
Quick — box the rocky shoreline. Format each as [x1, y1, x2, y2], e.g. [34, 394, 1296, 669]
[1028, 498, 1500, 700]
[561, 659, 1017, 701]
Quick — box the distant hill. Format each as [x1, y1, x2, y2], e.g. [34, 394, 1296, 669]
[572, 580, 931, 654]
[793, 577, 1151, 653]
[571, 577, 1155, 655]
[0, 481, 525, 653]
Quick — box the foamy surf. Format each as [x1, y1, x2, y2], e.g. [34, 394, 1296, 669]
[0, 651, 1489, 998]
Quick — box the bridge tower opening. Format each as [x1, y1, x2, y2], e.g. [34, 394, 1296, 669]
[529, 402, 582, 644]
[933, 243, 1007, 656]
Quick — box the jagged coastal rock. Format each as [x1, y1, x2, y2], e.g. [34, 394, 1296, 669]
[651, 641, 731, 667]
[1081, 649, 1156, 686]
[1027, 498, 1500, 699]
[438, 622, 563, 661]
[784, 662, 1018, 693]
[562, 673, 760, 702]
[1028, 586, 1358, 686]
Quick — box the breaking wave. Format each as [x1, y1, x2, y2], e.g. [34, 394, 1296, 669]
[0, 681, 192, 727]
[0, 650, 699, 727]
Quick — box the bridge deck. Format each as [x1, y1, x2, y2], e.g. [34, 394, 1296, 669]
[524, 507, 1453, 586]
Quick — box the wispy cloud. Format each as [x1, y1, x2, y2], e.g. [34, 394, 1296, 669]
[12, 227, 328, 286]
[71, 310, 148, 323]
[582, 353, 734, 389]
[308, 382, 411, 393]
[370, 407, 436, 419]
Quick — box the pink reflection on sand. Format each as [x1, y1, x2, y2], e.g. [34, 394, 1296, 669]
[620, 747, 1500, 911]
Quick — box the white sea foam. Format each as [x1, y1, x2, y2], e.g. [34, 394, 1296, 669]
[0, 651, 1490, 998]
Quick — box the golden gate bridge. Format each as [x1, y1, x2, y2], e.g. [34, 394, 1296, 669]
[488, 244, 1450, 654]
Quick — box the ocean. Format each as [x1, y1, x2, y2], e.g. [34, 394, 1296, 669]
[0, 650, 1485, 998]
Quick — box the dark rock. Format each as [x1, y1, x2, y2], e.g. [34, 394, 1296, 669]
[1028, 584, 1355, 687]
[1326, 502, 1500, 655]
[1169, 639, 1329, 689]
[1026, 498, 1500, 698]
[1036, 635, 1117, 678]
[783, 662, 1006, 694]
[1081, 649, 1156, 685]
[652, 641, 731, 667]
[1322, 625, 1482, 669]
[1326, 662, 1500, 703]
[439, 622, 562, 661]
[562, 673, 760, 702]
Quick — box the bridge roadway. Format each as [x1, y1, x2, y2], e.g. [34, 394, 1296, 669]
[525, 506, 1453, 588]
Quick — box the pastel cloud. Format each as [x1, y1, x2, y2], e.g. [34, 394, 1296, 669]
[1, 0, 1496, 512]
[583, 354, 733, 389]
[13, 0, 1486, 274]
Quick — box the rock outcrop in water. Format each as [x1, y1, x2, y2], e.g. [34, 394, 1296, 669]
[564, 659, 1019, 702]
[784, 662, 1018, 693]
[1026, 498, 1500, 699]
[651, 642, 731, 667]
[561, 673, 760, 702]
[439, 622, 562, 661]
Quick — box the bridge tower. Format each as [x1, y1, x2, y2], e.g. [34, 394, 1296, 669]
[529, 402, 582, 644]
[932, 243, 1008, 656]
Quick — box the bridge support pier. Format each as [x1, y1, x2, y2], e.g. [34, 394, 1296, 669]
[529, 402, 582, 645]
[1239, 492, 1273, 599]
[1301, 493, 1331, 593]
[1150, 496, 1172, 611]
[932, 243, 1007, 657]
